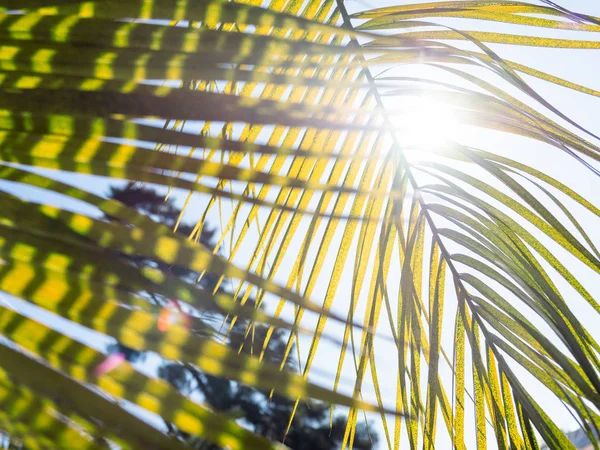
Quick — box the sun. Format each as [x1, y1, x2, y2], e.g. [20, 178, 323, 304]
[393, 92, 467, 153]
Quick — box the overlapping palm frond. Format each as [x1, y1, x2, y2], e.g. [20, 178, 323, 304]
[0, 0, 599, 449]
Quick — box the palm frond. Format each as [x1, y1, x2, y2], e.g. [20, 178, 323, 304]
[0, 0, 599, 449]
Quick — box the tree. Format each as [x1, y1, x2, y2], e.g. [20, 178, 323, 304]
[1, 1, 600, 450]
[107, 183, 376, 450]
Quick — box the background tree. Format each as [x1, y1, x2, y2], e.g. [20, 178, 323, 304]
[107, 183, 376, 450]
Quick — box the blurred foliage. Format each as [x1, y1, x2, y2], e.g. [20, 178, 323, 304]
[107, 183, 376, 450]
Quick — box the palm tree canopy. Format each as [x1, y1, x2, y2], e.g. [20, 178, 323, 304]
[0, 1, 599, 449]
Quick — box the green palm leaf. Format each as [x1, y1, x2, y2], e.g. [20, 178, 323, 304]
[0, 0, 599, 449]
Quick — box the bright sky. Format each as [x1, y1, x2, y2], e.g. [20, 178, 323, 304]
[346, 1, 600, 447]
[360, 1, 600, 448]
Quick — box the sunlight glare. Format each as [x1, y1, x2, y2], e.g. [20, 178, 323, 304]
[395, 93, 468, 154]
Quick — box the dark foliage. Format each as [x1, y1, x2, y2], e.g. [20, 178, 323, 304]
[105, 182, 377, 450]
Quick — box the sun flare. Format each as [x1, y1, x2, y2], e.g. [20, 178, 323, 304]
[394, 93, 467, 152]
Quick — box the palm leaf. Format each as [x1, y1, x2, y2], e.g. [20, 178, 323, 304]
[0, 0, 599, 449]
